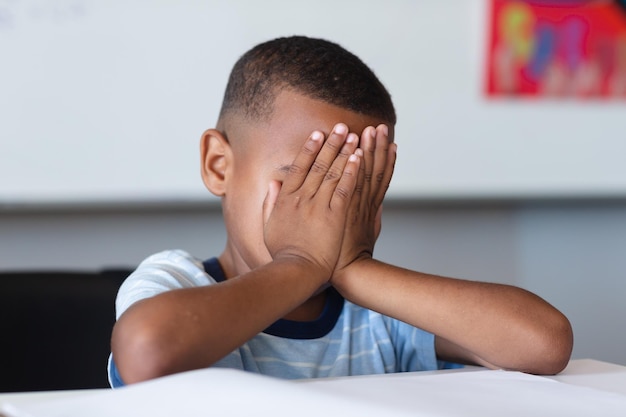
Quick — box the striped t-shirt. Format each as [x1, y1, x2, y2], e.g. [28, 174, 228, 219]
[108, 250, 457, 387]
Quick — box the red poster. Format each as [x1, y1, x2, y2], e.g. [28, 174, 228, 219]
[486, 0, 626, 98]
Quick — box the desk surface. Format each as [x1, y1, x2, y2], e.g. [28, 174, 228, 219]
[295, 358, 626, 394]
[548, 358, 626, 396]
[1, 359, 625, 417]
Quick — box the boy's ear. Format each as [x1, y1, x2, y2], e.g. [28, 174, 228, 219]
[200, 129, 232, 196]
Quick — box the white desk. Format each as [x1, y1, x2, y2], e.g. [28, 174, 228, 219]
[1, 359, 625, 417]
[292, 359, 626, 394]
[0, 389, 104, 413]
[548, 358, 626, 396]
[298, 359, 626, 416]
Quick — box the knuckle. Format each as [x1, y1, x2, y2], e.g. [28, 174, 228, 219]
[324, 169, 341, 182]
[288, 164, 305, 175]
[311, 160, 329, 174]
[301, 143, 318, 156]
[324, 139, 341, 153]
[334, 185, 350, 200]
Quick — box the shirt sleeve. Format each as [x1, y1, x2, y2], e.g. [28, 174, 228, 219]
[114, 249, 213, 319]
[384, 316, 463, 372]
[108, 355, 125, 388]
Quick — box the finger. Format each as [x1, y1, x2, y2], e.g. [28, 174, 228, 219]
[347, 147, 365, 224]
[300, 123, 350, 194]
[326, 132, 359, 183]
[372, 125, 395, 205]
[374, 139, 396, 205]
[330, 152, 360, 211]
[262, 180, 282, 226]
[317, 132, 359, 202]
[281, 131, 325, 194]
[371, 124, 389, 190]
[359, 126, 377, 200]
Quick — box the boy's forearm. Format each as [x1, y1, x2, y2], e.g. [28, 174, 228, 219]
[111, 257, 327, 384]
[332, 259, 573, 375]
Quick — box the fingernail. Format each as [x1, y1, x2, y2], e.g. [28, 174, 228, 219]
[380, 125, 388, 136]
[334, 123, 348, 135]
[349, 154, 358, 162]
[311, 131, 323, 141]
[347, 133, 358, 143]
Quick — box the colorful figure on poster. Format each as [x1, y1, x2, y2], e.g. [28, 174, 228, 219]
[488, 0, 626, 98]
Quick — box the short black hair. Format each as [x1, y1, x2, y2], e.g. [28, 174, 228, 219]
[218, 36, 396, 124]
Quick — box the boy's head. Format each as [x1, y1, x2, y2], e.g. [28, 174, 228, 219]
[201, 36, 396, 274]
[217, 35, 396, 126]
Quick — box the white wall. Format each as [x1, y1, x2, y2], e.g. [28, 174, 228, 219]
[2, 0, 626, 206]
[516, 204, 626, 367]
[1, 202, 625, 366]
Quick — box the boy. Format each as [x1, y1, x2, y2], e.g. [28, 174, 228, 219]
[109, 36, 573, 386]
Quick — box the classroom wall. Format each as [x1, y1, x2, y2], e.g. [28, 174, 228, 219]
[1, 202, 625, 366]
[2, 0, 626, 206]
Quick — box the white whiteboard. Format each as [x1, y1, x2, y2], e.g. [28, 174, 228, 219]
[1, 0, 625, 207]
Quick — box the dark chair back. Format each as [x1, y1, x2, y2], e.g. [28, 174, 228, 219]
[0, 269, 131, 392]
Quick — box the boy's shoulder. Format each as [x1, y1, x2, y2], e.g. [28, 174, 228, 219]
[115, 249, 214, 318]
[138, 249, 203, 267]
[130, 249, 216, 279]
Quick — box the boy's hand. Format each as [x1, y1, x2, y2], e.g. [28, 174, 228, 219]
[331, 124, 396, 285]
[263, 123, 361, 282]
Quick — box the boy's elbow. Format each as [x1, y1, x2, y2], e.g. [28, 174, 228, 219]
[525, 311, 574, 375]
[111, 317, 181, 384]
